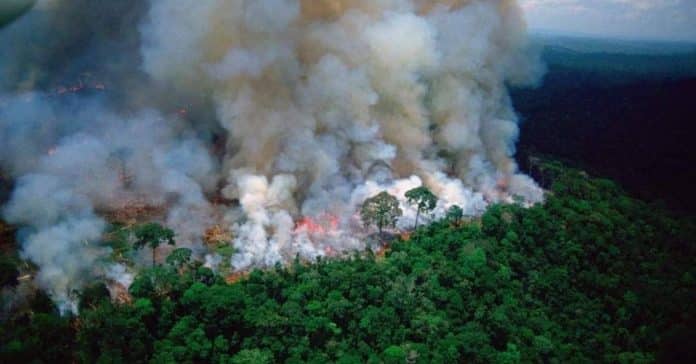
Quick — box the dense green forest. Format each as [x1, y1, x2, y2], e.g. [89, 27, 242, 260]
[1, 159, 695, 363]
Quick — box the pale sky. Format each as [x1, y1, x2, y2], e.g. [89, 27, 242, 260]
[520, 0, 696, 42]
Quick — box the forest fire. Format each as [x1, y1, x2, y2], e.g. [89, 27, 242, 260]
[4, 2, 694, 363]
[294, 214, 340, 236]
[106, 282, 132, 305]
[496, 177, 510, 192]
[0, 0, 545, 313]
[53, 81, 106, 96]
[204, 225, 232, 245]
[225, 271, 249, 285]
[52, 73, 107, 96]
[105, 198, 166, 225]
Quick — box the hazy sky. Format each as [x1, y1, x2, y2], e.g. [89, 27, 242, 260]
[521, 0, 696, 42]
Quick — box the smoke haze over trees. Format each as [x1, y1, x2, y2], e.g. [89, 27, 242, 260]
[0, 0, 545, 310]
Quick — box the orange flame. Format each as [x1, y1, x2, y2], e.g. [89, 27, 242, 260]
[324, 245, 336, 256]
[294, 213, 339, 235]
[53, 80, 106, 95]
[225, 271, 249, 285]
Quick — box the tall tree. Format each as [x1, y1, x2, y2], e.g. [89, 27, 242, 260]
[405, 186, 437, 229]
[133, 223, 175, 266]
[360, 191, 402, 236]
[446, 205, 464, 226]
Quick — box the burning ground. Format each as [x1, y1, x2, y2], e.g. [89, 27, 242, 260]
[0, 0, 544, 312]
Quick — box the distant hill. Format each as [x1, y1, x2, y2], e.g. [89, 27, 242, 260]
[528, 35, 696, 85]
[513, 35, 696, 214]
[530, 33, 696, 55]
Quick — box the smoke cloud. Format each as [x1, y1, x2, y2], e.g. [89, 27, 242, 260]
[0, 0, 544, 312]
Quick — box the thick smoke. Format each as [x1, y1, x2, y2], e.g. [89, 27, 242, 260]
[0, 0, 544, 311]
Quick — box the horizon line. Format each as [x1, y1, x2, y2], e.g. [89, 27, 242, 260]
[527, 28, 696, 45]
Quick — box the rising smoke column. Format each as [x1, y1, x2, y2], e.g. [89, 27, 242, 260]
[141, 0, 545, 268]
[0, 95, 218, 311]
[0, 0, 544, 311]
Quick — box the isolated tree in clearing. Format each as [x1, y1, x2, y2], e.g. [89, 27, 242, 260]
[360, 191, 402, 236]
[133, 223, 175, 267]
[405, 186, 438, 229]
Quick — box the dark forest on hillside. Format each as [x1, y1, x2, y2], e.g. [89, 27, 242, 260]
[513, 43, 696, 214]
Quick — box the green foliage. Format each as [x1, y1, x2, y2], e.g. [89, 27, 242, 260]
[361, 191, 403, 235]
[383, 345, 406, 364]
[166, 248, 193, 269]
[0, 312, 75, 363]
[0, 254, 19, 288]
[215, 244, 236, 275]
[132, 223, 176, 266]
[2, 160, 695, 363]
[129, 265, 187, 300]
[231, 349, 273, 364]
[79, 282, 111, 312]
[446, 205, 464, 226]
[103, 223, 135, 264]
[405, 186, 438, 229]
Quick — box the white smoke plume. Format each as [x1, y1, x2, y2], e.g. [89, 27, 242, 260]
[0, 0, 544, 311]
